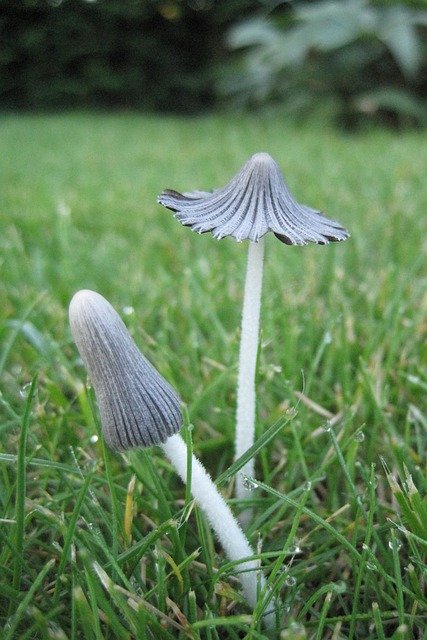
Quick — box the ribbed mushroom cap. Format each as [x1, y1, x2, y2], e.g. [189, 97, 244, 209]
[158, 152, 349, 245]
[69, 290, 182, 451]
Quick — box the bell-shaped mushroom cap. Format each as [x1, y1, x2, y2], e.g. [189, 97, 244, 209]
[158, 152, 349, 245]
[69, 290, 182, 451]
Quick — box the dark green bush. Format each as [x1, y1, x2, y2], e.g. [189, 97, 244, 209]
[0, 0, 260, 111]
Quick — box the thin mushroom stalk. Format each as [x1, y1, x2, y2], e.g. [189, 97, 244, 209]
[161, 433, 266, 612]
[158, 152, 349, 514]
[69, 289, 275, 627]
[235, 238, 265, 503]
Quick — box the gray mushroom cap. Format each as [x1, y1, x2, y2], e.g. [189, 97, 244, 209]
[69, 290, 182, 451]
[158, 152, 349, 245]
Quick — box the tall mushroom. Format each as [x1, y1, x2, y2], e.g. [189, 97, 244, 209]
[158, 153, 349, 508]
[69, 289, 275, 626]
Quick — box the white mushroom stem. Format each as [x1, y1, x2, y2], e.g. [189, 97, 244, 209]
[161, 432, 274, 627]
[235, 238, 265, 506]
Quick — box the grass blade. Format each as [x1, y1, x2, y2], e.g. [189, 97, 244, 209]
[4, 558, 55, 640]
[216, 414, 295, 486]
[53, 471, 94, 602]
[12, 374, 38, 596]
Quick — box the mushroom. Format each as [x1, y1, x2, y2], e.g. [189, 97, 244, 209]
[69, 289, 275, 626]
[158, 153, 349, 508]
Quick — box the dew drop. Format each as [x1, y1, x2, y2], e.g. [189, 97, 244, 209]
[285, 575, 297, 587]
[19, 382, 32, 399]
[242, 476, 258, 491]
[354, 431, 365, 442]
[303, 481, 312, 491]
[322, 420, 332, 433]
[335, 580, 347, 593]
[57, 200, 70, 218]
[122, 306, 134, 316]
[323, 331, 333, 345]
[288, 540, 302, 555]
[389, 538, 403, 552]
[89, 435, 98, 444]
[366, 562, 377, 571]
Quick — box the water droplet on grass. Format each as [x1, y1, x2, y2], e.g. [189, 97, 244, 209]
[122, 306, 134, 316]
[354, 431, 365, 442]
[335, 580, 347, 593]
[242, 476, 258, 491]
[323, 331, 333, 345]
[288, 540, 302, 555]
[389, 538, 402, 551]
[19, 382, 32, 399]
[285, 576, 297, 587]
[57, 201, 70, 218]
[407, 375, 420, 385]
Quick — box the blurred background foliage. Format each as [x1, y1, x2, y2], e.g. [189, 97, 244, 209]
[222, 0, 427, 128]
[1, 0, 426, 128]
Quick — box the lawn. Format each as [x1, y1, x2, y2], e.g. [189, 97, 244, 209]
[0, 112, 426, 639]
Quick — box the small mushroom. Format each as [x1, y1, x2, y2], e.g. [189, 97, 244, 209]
[158, 153, 349, 508]
[69, 289, 275, 626]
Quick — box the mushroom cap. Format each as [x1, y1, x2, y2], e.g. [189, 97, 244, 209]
[69, 290, 182, 451]
[158, 152, 349, 245]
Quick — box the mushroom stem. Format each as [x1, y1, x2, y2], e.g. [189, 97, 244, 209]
[235, 238, 265, 507]
[161, 432, 274, 627]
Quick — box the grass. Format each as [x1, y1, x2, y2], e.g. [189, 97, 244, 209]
[0, 111, 426, 639]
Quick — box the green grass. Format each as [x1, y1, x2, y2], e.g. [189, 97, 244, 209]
[0, 111, 426, 639]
